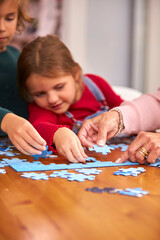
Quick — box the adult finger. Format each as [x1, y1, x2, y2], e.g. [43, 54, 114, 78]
[97, 121, 109, 146]
[135, 150, 147, 164]
[146, 151, 159, 164]
[79, 136, 93, 148]
[115, 151, 128, 163]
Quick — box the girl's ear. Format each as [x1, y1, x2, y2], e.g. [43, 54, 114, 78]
[74, 66, 81, 82]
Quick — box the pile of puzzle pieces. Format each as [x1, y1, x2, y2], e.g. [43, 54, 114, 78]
[21, 168, 102, 182]
[114, 167, 146, 176]
[86, 187, 149, 197]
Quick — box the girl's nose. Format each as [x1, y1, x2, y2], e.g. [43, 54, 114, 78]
[0, 20, 6, 32]
[48, 92, 58, 104]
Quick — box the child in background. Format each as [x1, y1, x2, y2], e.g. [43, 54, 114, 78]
[0, 0, 46, 155]
[17, 34, 124, 162]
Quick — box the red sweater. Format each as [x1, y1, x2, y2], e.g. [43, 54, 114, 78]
[29, 74, 123, 151]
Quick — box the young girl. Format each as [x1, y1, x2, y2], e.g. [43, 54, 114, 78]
[17, 34, 124, 162]
[0, 0, 46, 155]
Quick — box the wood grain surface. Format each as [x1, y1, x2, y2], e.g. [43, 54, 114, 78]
[0, 138, 160, 240]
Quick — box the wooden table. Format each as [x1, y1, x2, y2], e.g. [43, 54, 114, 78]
[0, 138, 160, 240]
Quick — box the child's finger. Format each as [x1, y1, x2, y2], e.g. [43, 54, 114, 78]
[77, 141, 88, 159]
[69, 143, 86, 163]
[23, 131, 46, 152]
[65, 149, 79, 163]
[13, 142, 31, 155]
[14, 138, 43, 155]
[27, 125, 46, 146]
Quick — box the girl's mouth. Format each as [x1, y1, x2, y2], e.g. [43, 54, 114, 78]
[0, 37, 7, 42]
[51, 102, 63, 110]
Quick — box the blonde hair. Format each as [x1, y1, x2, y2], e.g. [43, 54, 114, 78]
[0, 0, 33, 33]
[18, 34, 83, 102]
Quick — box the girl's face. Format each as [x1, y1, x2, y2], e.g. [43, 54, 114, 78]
[26, 73, 81, 114]
[0, 0, 18, 52]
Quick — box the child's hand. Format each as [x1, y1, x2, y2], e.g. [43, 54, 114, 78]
[54, 127, 88, 163]
[1, 113, 46, 155]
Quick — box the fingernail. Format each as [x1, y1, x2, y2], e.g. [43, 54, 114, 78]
[89, 146, 93, 149]
[34, 151, 42, 155]
[115, 158, 121, 163]
[97, 140, 105, 146]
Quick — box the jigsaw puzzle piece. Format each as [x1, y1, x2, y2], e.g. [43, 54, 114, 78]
[31, 146, 53, 160]
[75, 168, 102, 175]
[89, 144, 112, 155]
[0, 169, 6, 174]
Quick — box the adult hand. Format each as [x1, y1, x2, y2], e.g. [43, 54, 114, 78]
[1, 113, 46, 155]
[54, 127, 88, 163]
[78, 111, 120, 148]
[116, 131, 160, 164]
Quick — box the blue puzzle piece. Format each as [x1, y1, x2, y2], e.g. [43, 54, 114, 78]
[49, 170, 95, 182]
[118, 187, 149, 197]
[125, 187, 149, 195]
[86, 187, 104, 193]
[31, 146, 53, 160]
[86, 186, 149, 197]
[21, 172, 48, 180]
[0, 143, 5, 146]
[86, 187, 148, 197]
[118, 190, 143, 197]
[75, 168, 102, 175]
[0, 169, 6, 174]
[67, 173, 95, 182]
[0, 160, 9, 167]
[49, 170, 73, 178]
[108, 143, 128, 152]
[149, 161, 160, 167]
[0, 147, 9, 151]
[89, 144, 112, 155]
[85, 157, 98, 162]
[21, 172, 37, 178]
[114, 167, 146, 176]
[0, 150, 20, 157]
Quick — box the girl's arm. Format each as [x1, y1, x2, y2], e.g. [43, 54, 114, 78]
[29, 103, 65, 151]
[29, 104, 87, 162]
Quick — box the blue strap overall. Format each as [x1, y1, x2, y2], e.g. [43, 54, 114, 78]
[65, 76, 109, 134]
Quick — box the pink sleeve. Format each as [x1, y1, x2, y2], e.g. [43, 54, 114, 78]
[118, 88, 160, 134]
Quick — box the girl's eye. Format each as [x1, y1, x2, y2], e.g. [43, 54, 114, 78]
[35, 92, 45, 97]
[6, 14, 16, 21]
[55, 84, 64, 90]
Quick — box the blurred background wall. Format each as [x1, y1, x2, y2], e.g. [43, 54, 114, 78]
[11, 0, 160, 94]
